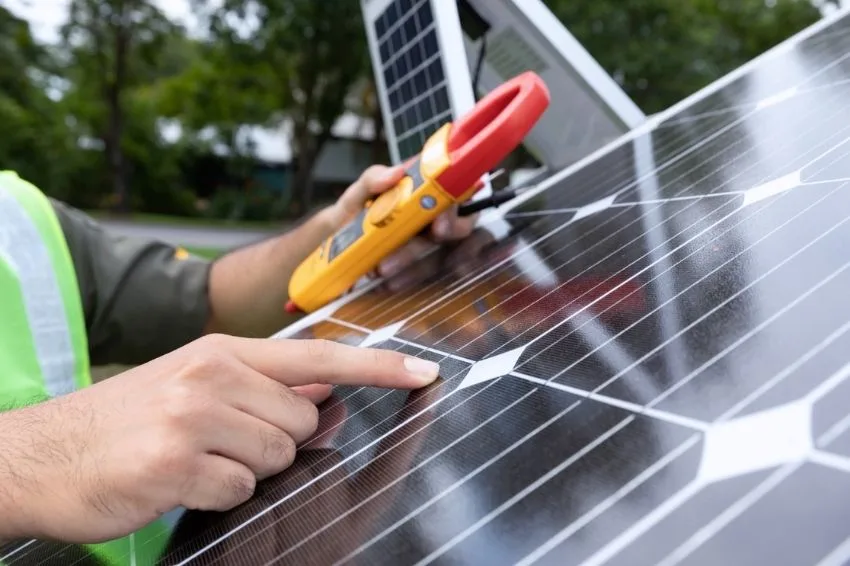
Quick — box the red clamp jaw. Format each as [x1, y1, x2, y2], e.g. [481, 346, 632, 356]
[437, 71, 550, 199]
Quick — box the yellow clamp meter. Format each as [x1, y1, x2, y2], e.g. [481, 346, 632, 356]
[285, 71, 551, 314]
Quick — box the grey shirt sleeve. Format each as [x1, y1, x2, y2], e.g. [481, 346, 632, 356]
[50, 199, 213, 366]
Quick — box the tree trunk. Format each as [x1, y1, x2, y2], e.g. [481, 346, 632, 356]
[292, 122, 333, 214]
[290, 121, 312, 214]
[298, 161, 315, 213]
[107, 1, 130, 213]
[292, 158, 311, 215]
[294, 146, 320, 214]
[105, 87, 128, 213]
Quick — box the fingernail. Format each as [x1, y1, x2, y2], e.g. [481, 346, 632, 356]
[404, 357, 440, 383]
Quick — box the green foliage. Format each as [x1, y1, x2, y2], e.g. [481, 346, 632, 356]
[547, 0, 837, 113]
[0, 0, 839, 220]
[152, 39, 275, 187]
[0, 6, 77, 194]
[58, 0, 186, 211]
[184, 246, 224, 259]
[191, 0, 371, 208]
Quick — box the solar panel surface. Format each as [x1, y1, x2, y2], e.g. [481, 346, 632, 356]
[6, 9, 850, 566]
[372, 0, 452, 161]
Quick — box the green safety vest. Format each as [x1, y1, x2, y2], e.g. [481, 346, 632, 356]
[0, 171, 171, 566]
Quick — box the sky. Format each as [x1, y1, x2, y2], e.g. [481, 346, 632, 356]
[7, 0, 850, 45]
[4, 0, 196, 43]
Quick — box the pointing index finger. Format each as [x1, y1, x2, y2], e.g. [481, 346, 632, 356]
[228, 336, 441, 389]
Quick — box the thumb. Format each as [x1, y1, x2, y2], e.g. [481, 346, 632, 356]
[361, 164, 406, 196]
[335, 165, 405, 221]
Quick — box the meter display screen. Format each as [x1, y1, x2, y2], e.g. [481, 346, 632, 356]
[328, 209, 367, 262]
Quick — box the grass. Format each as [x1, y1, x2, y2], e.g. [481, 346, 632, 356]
[184, 245, 226, 259]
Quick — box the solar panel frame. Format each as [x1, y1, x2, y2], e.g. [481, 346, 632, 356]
[458, 0, 647, 172]
[7, 6, 850, 566]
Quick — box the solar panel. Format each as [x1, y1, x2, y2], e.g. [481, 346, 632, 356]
[362, 0, 647, 201]
[7, 7, 850, 566]
[363, 0, 647, 194]
[362, 0, 477, 164]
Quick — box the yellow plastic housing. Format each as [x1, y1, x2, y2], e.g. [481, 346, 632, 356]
[288, 123, 478, 313]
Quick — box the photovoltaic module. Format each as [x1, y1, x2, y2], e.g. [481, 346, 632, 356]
[5, 6, 850, 566]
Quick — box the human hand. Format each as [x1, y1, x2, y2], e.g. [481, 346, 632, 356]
[163, 384, 440, 564]
[378, 227, 515, 293]
[329, 164, 478, 279]
[0, 334, 440, 544]
[374, 204, 477, 279]
[329, 164, 407, 228]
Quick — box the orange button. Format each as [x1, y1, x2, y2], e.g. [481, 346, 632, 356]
[367, 184, 402, 226]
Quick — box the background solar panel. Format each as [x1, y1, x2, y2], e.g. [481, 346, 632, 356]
[373, 0, 448, 160]
[6, 8, 850, 566]
[365, 0, 475, 163]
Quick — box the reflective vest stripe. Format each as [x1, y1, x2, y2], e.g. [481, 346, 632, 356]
[0, 171, 90, 395]
[0, 187, 77, 397]
[0, 173, 171, 566]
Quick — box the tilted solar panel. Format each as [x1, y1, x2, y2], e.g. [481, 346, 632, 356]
[376, 0, 447, 159]
[6, 8, 850, 566]
[363, 0, 476, 164]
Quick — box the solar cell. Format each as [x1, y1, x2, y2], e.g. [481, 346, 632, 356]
[363, 0, 476, 164]
[7, 6, 850, 566]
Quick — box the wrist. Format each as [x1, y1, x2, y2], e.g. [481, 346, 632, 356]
[318, 203, 349, 233]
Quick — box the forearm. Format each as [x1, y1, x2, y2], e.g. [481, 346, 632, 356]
[0, 449, 28, 541]
[0, 405, 54, 541]
[203, 205, 345, 337]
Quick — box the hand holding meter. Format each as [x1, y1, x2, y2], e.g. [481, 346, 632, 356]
[285, 71, 551, 314]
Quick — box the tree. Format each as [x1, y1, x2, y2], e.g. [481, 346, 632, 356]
[545, 0, 836, 113]
[351, 77, 388, 165]
[2, 0, 837, 220]
[0, 6, 76, 195]
[152, 39, 275, 175]
[60, 0, 180, 212]
[195, 0, 371, 210]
